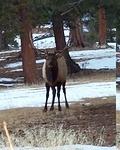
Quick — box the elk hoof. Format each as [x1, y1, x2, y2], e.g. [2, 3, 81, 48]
[50, 106, 54, 111]
[43, 107, 47, 112]
[58, 106, 62, 111]
[66, 104, 69, 109]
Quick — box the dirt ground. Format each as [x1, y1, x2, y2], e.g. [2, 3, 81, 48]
[117, 111, 120, 148]
[0, 96, 116, 147]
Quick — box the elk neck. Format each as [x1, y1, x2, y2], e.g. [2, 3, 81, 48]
[46, 58, 58, 85]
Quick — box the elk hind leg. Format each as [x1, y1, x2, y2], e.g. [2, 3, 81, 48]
[57, 83, 62, 111]
[63, 82, 69, 109]
[50, 86, 56, 111]
[44, 83, 50, 112]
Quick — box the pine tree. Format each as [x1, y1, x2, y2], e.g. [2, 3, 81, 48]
[17, 0, 39, 84]
[98, 0, 107, 48]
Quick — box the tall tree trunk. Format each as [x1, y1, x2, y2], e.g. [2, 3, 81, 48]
[18, 1, 39, 84]
[98, 0, 107, 48]
[69, 17, 85, 48]
[0, 30, 2, 50]
[2, 33, 9, 50]
[52, 12, 80, 74]
[0, 30, 9, 50]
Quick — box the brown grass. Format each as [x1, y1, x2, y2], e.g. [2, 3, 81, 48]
[0, 97, 116, 147]
[117, 111, 120, 124]
[117, 111, 120, 148]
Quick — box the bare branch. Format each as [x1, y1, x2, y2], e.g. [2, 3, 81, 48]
[61, 0, 84, 16]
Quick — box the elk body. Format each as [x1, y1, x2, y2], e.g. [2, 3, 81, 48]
[42, 52, 69, 111]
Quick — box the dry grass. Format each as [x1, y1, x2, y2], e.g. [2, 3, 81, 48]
[0, 97, 116, 147]
[117, 111, 120, 148]
[117, 111, 120, 124]
[67, 70, 115, 84]
[0, 124, 106, 148]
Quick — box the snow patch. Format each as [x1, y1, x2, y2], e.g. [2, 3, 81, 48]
[79, 57, 115, 69]
[0, 82, 115, 110]
[4, 49, 115, 70]
[0, 49, 20, 54]
[0, 78, 16, 82]
[5, 59, 45, 69]
[0, 145, 116, 150]
[5, 61, 22, 68]
[69, 49, 115, 60]
[116, 92, 120, 110]
[36, 59, 45, 64]
[69, 48, 115, 69]
[34, 37, 55, 49]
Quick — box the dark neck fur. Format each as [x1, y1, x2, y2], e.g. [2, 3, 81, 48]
[46, 61, 58, 84]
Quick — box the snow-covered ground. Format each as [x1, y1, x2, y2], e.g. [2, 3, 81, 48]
[34, 37, 56, 49]
[117, 91, 120, 110]
[0, 78, 16, 82]
[3, 48, 115, 70]
[5, 30, 116, 72]
[117, 77, 120, 83]
[1, 145, 116, 150]
[4, 59, 45, 69]
[69, 48, 115, 69]
[5, 32, 115, 72]
[0, 49, 20, 54]
[79, 57, 115, 69]
[0, 81, 115, 110]
[0, 36, 116, 109]
[70, 48, 115, 59]
[0, 39, 116, 108]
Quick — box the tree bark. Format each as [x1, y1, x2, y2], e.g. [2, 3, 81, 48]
[52, 12, 80, 74]
[98, 0, 107, 47]
[0, 30, 2, 50]
[0, 30, 9, 50]
[18, 1, 39, 84]
[69, 17, 85, 48]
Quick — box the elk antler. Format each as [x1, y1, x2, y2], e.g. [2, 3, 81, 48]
[56, 35, 72, 53]
[56, 45, 71, 54]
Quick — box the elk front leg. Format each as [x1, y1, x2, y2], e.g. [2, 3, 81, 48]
[43, 83, 50, 112]
[57, 83, 62, 111]
[63, 82, 69, 109]
[50, 86, 56, 111]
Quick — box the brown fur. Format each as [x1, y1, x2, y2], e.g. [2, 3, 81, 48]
[45, 53, 58, 85]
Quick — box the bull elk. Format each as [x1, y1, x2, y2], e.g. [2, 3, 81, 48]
[42, 48, 69, 111]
